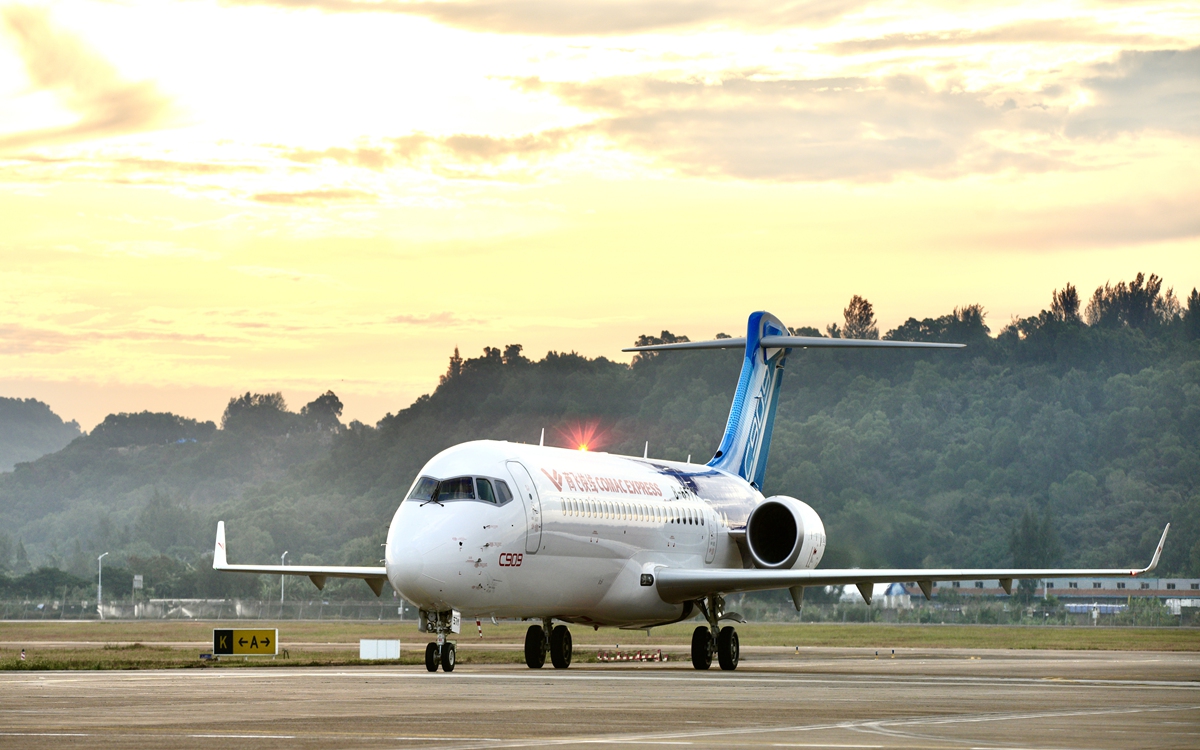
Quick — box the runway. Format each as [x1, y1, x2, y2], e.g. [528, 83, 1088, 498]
[2, 651, 1197, 749]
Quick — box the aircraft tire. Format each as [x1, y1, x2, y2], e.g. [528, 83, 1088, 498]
[550, 625, 572, 669]
[441, 642, 456, 672]
[717, 626, 739, 670]
[425, 643, 439, 672]
[524, 625, 547, 669]
[690, 626, 713, 670]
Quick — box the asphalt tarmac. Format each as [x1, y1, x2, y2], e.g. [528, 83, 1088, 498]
[2, 649, 1197, 749]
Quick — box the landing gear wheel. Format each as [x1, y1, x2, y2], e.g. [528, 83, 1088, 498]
[524, 625, 547, 669]
[717, 626, 739, 671]
[441, 642, 456, 672]
[425, 642, 439, 672]
[550, 625, 573, 669]
[691, 626, 713, 670]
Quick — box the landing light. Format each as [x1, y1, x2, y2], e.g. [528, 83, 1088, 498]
[578, 444, 589, 452]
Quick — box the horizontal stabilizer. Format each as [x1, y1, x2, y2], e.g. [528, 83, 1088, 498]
[654, 524, 1169, 602]
[213, 521, 389, 597]
[624, 336, 963, 352]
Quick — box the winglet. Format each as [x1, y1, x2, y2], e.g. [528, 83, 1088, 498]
[1142, 523, 1169, 573]
[214, 521, 228, 569]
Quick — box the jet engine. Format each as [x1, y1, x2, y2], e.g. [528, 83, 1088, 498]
[744, 496, 826, 570]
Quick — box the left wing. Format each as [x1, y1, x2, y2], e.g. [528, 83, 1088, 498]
[212, 521, 390, 596]
[655, 524, 1169, 604]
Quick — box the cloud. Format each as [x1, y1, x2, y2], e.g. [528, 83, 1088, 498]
[518, 75, 1034, 181]
[221, 0, 868, 35]
[388, 311, 483, 325]
[0, 323, 237, 355]
[251, 188, 377, 204]
[0, 6, 174, 150]
[1067, 47, 1200, 138]
[823, 19, 1180, 55]
[505, 47, 1199, 182]
[282, 129, 577, 173]
[974, 195, 1200, 250]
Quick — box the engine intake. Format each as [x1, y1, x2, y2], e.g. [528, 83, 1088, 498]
[745, 496, 826, 569]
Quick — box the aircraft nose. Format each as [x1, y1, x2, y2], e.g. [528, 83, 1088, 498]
[385, 510, 426, 597]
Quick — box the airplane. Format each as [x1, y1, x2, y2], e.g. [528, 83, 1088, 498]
[214, 311, 1170, 673]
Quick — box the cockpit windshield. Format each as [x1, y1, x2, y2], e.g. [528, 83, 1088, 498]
[406, 476, 513, 505]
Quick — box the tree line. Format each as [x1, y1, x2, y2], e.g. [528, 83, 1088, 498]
[0, 273, 1196, 599]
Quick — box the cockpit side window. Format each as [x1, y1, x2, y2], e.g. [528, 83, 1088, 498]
[438, 476, 475, 500]
[477, 478, 497, 504]
[407, 477, 438, 502]
[494, 480, 513, 505]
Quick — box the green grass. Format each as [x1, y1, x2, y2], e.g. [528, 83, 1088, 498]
[1, 620, 1195, 670]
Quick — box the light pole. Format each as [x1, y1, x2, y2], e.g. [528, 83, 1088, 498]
[280, 551, 288, 604]
[97, 552, 109, 620]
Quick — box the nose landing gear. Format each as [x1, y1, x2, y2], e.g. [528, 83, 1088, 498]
[422, 610, 457, 673]
[525, 619, 573, 669]
[691, 595, 739, 671]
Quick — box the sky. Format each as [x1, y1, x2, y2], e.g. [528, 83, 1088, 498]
[1, 0, 1197, 430]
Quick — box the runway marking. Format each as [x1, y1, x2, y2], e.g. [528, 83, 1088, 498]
[846, 704, 1200, 748]
[768, 739, 883, 744]
[392, 738, 504, 742]
[0, 733, 91, 737]
[188, 734, 296, 739]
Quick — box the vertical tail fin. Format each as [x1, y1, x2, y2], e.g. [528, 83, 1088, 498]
[707, 311, 790, 489]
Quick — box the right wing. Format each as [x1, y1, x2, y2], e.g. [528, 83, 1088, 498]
[656, 524, 1169, 604]
[213, 521, 390, 596]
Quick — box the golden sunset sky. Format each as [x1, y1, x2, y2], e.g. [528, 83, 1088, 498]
[1, 0, 1197, 429]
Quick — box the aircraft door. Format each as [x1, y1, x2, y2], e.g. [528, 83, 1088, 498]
[705, 508, 718, 564]
[507, 461, 543, 554]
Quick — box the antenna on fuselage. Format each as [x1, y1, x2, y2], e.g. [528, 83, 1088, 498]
[644, 441, 648, 458]
[687, 454, 691, 463]
[539, 428, 544, 447]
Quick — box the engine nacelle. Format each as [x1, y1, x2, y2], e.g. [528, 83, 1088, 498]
[745, 496, 827, 570]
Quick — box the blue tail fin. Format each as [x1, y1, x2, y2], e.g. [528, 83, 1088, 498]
[707, 311, 790, 489]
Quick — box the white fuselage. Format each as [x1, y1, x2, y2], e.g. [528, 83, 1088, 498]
[384, 440, 767, 627]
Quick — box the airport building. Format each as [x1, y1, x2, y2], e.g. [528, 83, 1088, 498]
[906, 578, 1200, 615]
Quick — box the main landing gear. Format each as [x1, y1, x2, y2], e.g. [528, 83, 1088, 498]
[524, 618, 572, 669]
[422, 610, 456, 673]
[691, 594, 739, 671]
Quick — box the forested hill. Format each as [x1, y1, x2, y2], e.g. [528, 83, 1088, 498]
[0, 397, 81, 472]
[0, 274, 1197, 598]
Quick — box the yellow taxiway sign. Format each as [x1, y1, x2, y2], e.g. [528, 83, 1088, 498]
[214, 628, 278, 656]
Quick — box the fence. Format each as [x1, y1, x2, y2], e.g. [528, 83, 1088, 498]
[0, 598, 419, 621]
[1, 597, 1195, 626]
